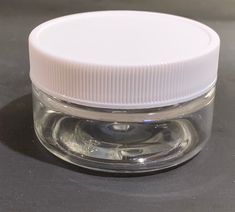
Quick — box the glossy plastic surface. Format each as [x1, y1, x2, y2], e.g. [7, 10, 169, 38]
[33, 85, 215, 173]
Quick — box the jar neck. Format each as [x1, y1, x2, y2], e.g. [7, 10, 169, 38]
[33, 85, 215, 123]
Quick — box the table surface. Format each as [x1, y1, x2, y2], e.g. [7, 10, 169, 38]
[0, 1, 235, 211]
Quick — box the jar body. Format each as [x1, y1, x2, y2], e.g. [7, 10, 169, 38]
[32, 85, 215, 173]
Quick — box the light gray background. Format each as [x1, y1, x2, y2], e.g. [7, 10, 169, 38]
[0, 0, 234, 211]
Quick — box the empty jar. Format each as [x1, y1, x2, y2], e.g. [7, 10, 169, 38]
[29, 11, 220, 173]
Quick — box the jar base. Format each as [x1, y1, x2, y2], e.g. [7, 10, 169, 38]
[34, 118, 204, 173]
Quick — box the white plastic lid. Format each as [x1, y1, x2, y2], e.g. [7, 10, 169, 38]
[29, 11, 220, 109]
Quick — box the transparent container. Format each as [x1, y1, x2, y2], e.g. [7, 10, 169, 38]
[33, 85, 215, 173]
[29, 11, 220, 173]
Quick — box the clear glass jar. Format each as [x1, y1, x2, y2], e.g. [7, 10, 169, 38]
[29, 11, 220, 173]
[33, 85, 215, 173]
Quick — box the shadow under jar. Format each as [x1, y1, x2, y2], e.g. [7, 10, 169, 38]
[29, 11, 220, 173]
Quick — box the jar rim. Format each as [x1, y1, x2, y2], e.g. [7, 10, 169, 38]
[33, 85, 215, 122]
